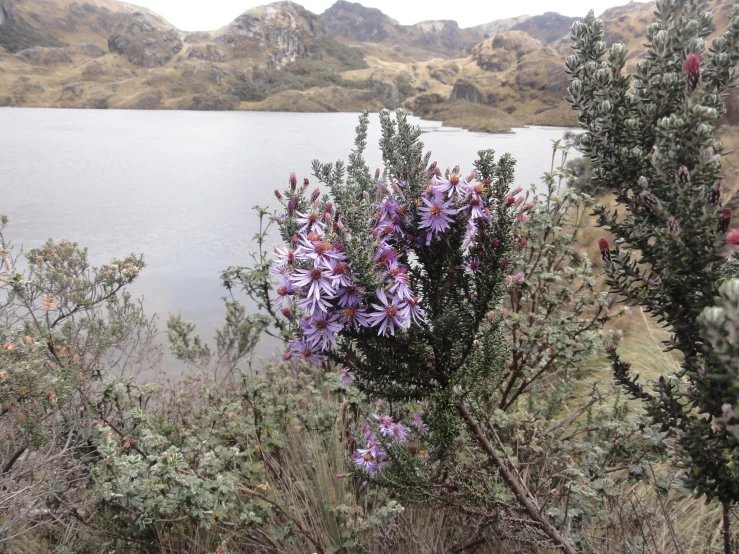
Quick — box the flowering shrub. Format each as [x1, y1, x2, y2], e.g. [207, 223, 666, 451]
[270, 109, 581, 553]
[568, 0, 739, 549]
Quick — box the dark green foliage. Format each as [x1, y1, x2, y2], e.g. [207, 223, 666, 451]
[568, 0, 739, 505]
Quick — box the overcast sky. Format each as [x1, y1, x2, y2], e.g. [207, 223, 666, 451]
[133, 0, 646, 32]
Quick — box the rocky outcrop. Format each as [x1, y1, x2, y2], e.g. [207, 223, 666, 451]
[451, 80, 483, 104]
[187, 44, 226, 62]
[215, 2, 325, 69]
[511, 12, 580, 44]
[108, 12, 183, 68]
[78, 42, 105, 58]
[321, 1, 476, 59]
[470, 15, 532, 39]
[322, 0, 394, 42]
[473, 30, 542, 72]
[0, 0, 63, 52]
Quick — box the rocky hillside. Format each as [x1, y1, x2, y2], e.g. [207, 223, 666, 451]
[0, 0, 735, 134]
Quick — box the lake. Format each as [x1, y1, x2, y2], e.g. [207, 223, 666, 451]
[0, 108, 572, 372]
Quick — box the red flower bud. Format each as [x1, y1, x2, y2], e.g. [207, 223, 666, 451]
[491, 237, 500, 247]
[684, 53, 701, 92]
[502, 257, 509, 267]
[274, 189, 282, 200]
[718, 209, 732, 234]
[311, 188, 321, 202]
[289, 172, 297, 188]
[599, 238, 611, 263]
[727, 228, 739, 245]
[281, 308, 293, 319]
[517, 238, 528, 251]
[325, 202, 333, 212]
[708, 182, 721, 206]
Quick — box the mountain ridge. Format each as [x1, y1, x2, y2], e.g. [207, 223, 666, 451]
[0, 0, 735, 136]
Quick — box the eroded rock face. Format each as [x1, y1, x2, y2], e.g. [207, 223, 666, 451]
[451, 80, 484, 103]
[108, 12, 182, 68]
[214, 2, 325, 69]
[473, 30, 542, 72]
[187, 44, 226, 62]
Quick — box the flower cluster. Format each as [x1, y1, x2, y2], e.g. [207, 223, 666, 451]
[351, 411, 428, 476]
[272, 169, 532, 364]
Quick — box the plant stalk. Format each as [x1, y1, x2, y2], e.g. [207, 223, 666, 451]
[457, 401, 578, 554]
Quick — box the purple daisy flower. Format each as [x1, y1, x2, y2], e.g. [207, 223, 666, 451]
[295, 211, 326, 234]
[288, 338, 325, 365]
[406, 296, 427, 325]
[374, 413, 395, 437]
[413, 412, 429, 437]
[337, 284, 363, 308]
[304, 310, 342, 350]
[386, 264, 413, 300]
[433, 173, 467, 197]
[368, 289, 410, 336]
[295, 233, 343, 268]
[291, 266, 336, 314]
[275, 275, 295, 308]
[339, 368, 355, 388]
[462, 257, 482, 275]
[326, 260, 354, 288]
[339, 305, 371, 331]
[418, 190, 458, 245]
[390, 422, 410, 443]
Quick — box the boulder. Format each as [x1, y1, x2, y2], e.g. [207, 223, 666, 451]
[78, 42, 105, 58]
[108, 12, 183, 68]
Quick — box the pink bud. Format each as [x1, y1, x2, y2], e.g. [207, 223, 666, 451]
[282, 351, 293, 361]
[728, 228, 739, 245]
[274, 189, 282, 200]
[684, 54, 701, 92]
[289, 172, 297, 188]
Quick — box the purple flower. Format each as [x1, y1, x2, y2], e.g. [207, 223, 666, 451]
[304, 310, 342, 350]
[291, 267, 336, 314]
[295, 233, 343, 268]
[374, 413, 395, 437]
[368, 289, 410, 336]
[406, 296, 426, 325]
[353, 445, 387, 477]
[288, 338, 325, 365]
[413, 412, 429, 437]
[327, 260, 354, 288]
[419, 190, 458, 244]
[270, 246, 296, 274]
[462, 257, 482, 275]
[391, 422, 410, 443]
[386, 264, 412, 300]
[295, 211, 327, 235]
[339, 305, 371, 331]
[337, 285, 363, 308]
[275, 275, 295, 308]
[433, 173, 467, 197]
[339, 368, 355, 388]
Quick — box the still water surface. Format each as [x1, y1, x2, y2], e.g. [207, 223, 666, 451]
[0, 108, 571, 370]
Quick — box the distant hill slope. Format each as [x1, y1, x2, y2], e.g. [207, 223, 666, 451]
[0, 0, 735, 134]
